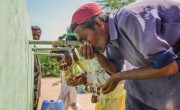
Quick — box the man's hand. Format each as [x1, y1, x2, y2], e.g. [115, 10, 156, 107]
[66, 73, 87, 86]
[78, 42, 96, 59]
[59, 61, 69, 71]
[101, 73, 120, 94]
[52, 56, 69, 71]
[66, 74, 78, 86]
[75, 73, 87, 85]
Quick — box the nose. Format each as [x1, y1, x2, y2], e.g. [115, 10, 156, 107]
[33, 34, 40, 40]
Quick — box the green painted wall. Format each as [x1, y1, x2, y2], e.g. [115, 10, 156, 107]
[0, 0, 33, 110]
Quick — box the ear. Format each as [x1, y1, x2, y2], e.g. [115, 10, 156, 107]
[94, 19, 104, 31]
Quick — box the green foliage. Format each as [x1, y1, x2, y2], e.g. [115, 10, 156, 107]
[39, 54, 61, 77]
[93, 0, 135, 12]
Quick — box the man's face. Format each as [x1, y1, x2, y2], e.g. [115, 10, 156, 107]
[74, 22, 108, 53]
[32, 29, 41, 40]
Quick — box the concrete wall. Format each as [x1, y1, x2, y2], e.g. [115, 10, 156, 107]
[0, 0, 33, 110]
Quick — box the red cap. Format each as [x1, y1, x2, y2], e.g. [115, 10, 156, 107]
[71, 2, 103, 24]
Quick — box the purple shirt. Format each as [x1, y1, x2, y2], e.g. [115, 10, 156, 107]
[106, 0, 180, 109]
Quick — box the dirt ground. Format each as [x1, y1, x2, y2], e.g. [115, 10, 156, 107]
[38, 77, 95, 110]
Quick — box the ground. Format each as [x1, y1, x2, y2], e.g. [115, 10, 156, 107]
[38, 77, 95, 110]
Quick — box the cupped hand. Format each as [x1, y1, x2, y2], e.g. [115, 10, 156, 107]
[78, 42, 95, 59]
[66, 74, 77, 86]
[59, 61, 69, 71]
[74, 73, 87, 85]
[101, 74, 120, 94]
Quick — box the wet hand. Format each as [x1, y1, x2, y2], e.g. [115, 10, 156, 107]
[66, 74, 78, 86]
[74, 73, 87, 85]
[78, 42, 95, 59]
[59, 61, 69, 71]
[101, 74, 120, 94]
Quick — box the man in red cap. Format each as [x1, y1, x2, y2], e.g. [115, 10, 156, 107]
[70, 1, 180, 110]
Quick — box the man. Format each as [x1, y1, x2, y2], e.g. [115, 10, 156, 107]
[55, 35, 82, 110]
[70, 1, 180, 110]
[31, 26, 42, 110]
[57, 51, 82, 110]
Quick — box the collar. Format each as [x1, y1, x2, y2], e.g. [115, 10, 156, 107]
[108, 13, 118, 41]
[108, 13, 120, 48]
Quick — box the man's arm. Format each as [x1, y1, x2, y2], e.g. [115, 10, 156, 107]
[117, 60, 178, 80]
[96, 53, 117, 74]
[102, 60, 178, 94]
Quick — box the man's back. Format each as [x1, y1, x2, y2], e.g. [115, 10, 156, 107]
[107, 0, 180, 109]
[124, 0, 180, 50]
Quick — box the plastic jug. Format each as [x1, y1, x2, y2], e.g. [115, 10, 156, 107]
[41, 100, 64, 110]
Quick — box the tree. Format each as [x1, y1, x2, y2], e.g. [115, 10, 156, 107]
[39, 54, 61, 77]
[93, 0, 135, 12]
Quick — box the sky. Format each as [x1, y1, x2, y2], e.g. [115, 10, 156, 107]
[27, 0, 91, 41]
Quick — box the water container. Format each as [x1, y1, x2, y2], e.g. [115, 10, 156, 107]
[41, 100, 64, 110]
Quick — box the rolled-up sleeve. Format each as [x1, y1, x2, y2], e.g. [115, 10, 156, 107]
[148, 48, 177, 68]
[119, 9, 177, 68]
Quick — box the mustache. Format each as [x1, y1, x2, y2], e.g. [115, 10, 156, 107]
[93, 47, 101, 53]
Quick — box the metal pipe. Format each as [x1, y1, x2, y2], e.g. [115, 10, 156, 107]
[29, 40, 54, 45]
[32, 47, 73, 52]
[34, 53, 65, 59]
[29, 40, 82, 47]
[32, 48, 53, 51]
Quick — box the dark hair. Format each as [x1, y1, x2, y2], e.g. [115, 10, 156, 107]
[31, 26, 41, 32]
[70, 13, 109, 32]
